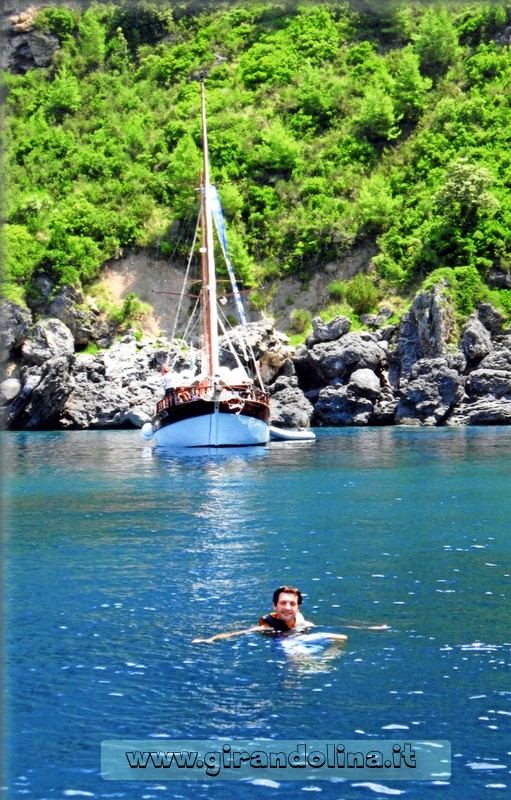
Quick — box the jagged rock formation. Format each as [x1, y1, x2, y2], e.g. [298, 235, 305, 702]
[2, 282, 511, 431]
[1, 6, 60, 72]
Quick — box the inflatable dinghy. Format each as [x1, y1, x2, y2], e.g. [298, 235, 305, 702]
[270, 426, 316, 442]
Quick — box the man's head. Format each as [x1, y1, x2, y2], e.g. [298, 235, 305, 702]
[273, 586, 303, 606]
[272, 586, 303, 625]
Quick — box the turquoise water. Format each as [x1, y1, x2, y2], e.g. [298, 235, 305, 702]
[2, 427, 510, 799]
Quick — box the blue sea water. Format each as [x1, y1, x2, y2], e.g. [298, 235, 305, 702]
[2, 427, 510, 800]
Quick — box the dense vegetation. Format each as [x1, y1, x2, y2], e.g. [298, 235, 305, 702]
[3, 0, 511, 327]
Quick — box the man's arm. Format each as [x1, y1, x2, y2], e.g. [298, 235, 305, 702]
[192, 625, 268, 644]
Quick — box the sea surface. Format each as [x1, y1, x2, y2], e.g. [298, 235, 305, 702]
[2, 427, 510, 800]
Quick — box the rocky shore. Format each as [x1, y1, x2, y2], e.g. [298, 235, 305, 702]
[2, 279, 511, 431]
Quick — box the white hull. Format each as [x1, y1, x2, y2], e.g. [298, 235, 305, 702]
[154, 408, 269, 448]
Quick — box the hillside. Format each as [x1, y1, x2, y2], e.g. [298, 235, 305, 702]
[3, 0, 511, 338]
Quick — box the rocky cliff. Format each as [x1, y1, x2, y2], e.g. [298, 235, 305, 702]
[1, 5, 60, 73]
[2, 280, 511, 431]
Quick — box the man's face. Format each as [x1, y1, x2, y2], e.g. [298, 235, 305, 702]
[273, 591, 299, 625]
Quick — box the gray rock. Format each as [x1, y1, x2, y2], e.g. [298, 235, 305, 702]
[62, 340, 166, 429]
[348, 368, 382, 400]
[22, 318, 75, 366]
[371, 394, 398, 425]
[218, 319, 292, 384]
[308, 333, 387, 381]
[269, 376, 314, 429]
[305, 315, 351, 346]
[447, 398, 511, 426]
[487, 267, 511, 290]
[461, 314, 493, 362]
[0, 378, 21, 402]
[23, 357, 74, 429]
[4, 357, 74, 429]
[46, 285, 95, 347]
[314, 385, 373, 426]
[479, 348, 511, 371]
[0, 300, 32, 360]
[26, 275, 53, 313]
[292, 344, 325, 390]
[392, 283, 455, 381]
[466, 369, 511, 399]
[3, 368, 43, 428]
[4, 29, 59, 73]
[396, 358, 465, 425]
[477, 303, 506, 335]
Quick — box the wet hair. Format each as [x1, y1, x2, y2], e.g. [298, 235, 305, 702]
[273, 585, 303, 606]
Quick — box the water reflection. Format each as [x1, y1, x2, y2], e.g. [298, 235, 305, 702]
[272, 633, 347, 677]
[4, 427, 511, 800]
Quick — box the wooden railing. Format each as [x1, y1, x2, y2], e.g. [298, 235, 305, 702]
[156, 383, 269, 415]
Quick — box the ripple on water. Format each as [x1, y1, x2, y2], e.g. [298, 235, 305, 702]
[351, 783, 405, 795]
[248, 779, 280, 788]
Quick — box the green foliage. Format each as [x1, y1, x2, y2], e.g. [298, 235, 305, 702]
[34, 6, 79, 41]
[356, 173, 400, 233]
[251, 118, 302, 174]
[390, 45, 432, 122]
[45, 69, 82, 121]
[90, 287, 151, 331]
[78, 6, 106, 72]
[118, 292, 152, 324]
[239, 33, 300, 88]
[4, 0, 511, 316]
[289, 308, 312, 334]
[356, 84, 400, 142]
[80, 341, 100, 355]
[435, 157, 499, 227]
[3, 224, 45, 286]
[345, 273, 380, 315]
[413, 7, 460, 77]
[455, 3, 509, 46]
[327, 280, 346, 302]
[109, 2, 172, 57]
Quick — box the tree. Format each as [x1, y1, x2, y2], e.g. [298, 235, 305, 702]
[78, 7, 106, 72]
[345, 273, 379, 315]
[413, 7, 459, 77]
[356, 84, 400, 142]
[45, 69, 81, 121]
[391, 45, 432, 122]
[435, 158, 499, 230]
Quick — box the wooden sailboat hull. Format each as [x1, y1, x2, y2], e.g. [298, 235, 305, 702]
[153, 398, 270, 448]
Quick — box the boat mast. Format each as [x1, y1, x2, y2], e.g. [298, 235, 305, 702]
[200, 80, 220, 380]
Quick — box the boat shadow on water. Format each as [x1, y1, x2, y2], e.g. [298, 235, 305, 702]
[144, 437, 317, 462]
[147, 443, 270, 465]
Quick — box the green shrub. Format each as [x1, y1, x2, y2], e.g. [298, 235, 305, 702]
[249, 290, 268, 313]
[3, 224, 45, 284]
[413, 7, 459, 77]
[356, 85, 400, 142]
[46, 70, 82, 121]
[327, 280, 346, 301]
[345, 273, 380, 315]
[289, 308, 312, 334]
[34, 7, 79, 40]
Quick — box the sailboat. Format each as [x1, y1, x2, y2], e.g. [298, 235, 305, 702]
[141, 82, 271, 448]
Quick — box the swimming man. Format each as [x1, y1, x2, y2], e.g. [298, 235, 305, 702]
[192, 585, 349, 644]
